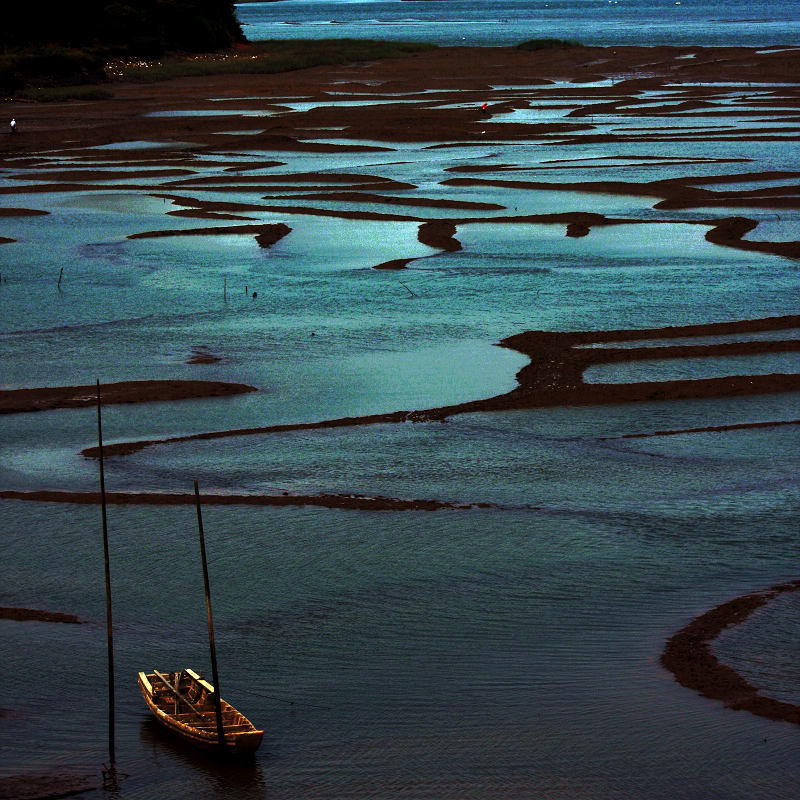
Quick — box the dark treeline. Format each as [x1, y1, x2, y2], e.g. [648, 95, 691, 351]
[3, 0, 244, 55]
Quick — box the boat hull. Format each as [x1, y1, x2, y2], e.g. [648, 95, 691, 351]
[138, 669, 263, 755]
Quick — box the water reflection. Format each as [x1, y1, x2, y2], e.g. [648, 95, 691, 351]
[138, 719, 267, 797]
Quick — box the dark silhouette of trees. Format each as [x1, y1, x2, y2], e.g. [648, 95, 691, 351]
[2, 0, 244, 55]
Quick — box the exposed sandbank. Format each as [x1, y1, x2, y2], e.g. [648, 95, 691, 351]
[661, 580, 800, 726]
[127, 220, 291, 247]
[0, 489, 496, 512]
[0, 380, 257, 414]
[0, 772, 98, 800]
[2, 46, 799, 154]
[0, 207, 49, 217]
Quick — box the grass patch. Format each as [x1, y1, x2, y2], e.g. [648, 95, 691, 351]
[515, 38, 584, 51]
[110, 39, 437, 83]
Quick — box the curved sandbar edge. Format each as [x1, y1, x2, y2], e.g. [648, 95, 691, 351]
[661, 579, 800, 726]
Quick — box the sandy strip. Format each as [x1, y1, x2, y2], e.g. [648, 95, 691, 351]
[0, 207, 49, 217]
[0, 380, 257, 414]
[161, 172, 414, 188]
[661, 580, 800, 726]
[261, 191, 505, 211]
[417, 220, 461, 251]
[0, 489, 496, 512]
[8, 168, 195, 181]
[127, 221, 291, 246]
[599, 418, 800, 440]
[66, 314, 800, 459]
[0, 606, 83, 624]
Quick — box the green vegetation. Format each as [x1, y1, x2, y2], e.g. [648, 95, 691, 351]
[515, 38, 584, 51]
[110, 39, 437, 83]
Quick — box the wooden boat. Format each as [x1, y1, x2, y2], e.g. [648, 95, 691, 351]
[138, 668, 263, 755]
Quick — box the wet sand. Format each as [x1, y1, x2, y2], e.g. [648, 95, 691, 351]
[2, 45, 799, 154]
[0, 772, 98, 800]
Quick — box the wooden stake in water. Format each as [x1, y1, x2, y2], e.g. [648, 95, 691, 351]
[96, 380, 115, 766]
[194, 481, 226, 751]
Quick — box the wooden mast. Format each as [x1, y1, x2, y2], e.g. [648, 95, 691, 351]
[96, 380, 115, 766]
[194, 480, 226, 751]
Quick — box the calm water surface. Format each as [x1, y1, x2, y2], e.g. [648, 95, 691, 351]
[2, 13, 800, 798]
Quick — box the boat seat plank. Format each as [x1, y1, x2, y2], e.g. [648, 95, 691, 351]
[153, 669, 214, 723]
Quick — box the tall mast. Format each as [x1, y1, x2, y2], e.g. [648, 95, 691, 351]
[97, 380, 115, 766]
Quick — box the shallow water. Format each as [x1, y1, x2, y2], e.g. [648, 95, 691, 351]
[2, 44, 800, 800]
[235, 0, 800, 48]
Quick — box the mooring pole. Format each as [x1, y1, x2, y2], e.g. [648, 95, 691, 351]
[194, 480, 226, 752]
[97, 380, 115, 766]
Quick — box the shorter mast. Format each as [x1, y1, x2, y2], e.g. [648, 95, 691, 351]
[194, 480, 226, 751]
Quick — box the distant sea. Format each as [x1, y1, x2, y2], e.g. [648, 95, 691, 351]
[235, 0, 800, 48]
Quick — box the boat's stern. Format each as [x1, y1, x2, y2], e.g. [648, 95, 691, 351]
[232, 728, 264, 755]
